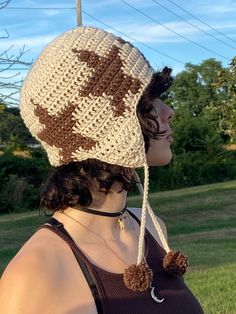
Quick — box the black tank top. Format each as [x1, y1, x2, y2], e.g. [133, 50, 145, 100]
[37, 210, 204, 314]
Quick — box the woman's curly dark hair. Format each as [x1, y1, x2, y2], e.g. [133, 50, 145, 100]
[40, 67, 173, 214]
[137, 67, 173, 152]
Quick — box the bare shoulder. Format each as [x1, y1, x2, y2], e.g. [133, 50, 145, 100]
[128, 207, 168, 245]
[0, 227, 98, 314]
[0, 250, 51, 313]
[2, 227, 67, 275]
[0, 229, 68, 314]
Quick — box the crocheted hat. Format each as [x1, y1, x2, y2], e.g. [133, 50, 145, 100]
[20, 27, 151, 168]
[20, 26, 187, 293]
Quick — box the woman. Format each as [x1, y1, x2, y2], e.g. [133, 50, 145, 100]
[0, 27, 204, 313]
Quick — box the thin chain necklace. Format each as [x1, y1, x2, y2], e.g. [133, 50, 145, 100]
[60, 210, 164, 302]
[60, 210, 132, 268]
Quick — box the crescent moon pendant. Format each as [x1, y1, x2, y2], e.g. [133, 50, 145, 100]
[151, 286, 164, 303]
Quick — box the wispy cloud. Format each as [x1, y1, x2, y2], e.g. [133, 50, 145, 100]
[201, 2, 236, 13]
[42, 9, 61, 17]
[2, 11, 236, 50]
[1, 0, 235, 79]
[0, 34, 58, 50]
[107, 20, 206, 44]
[188, 0, 236, 16]
[103, 16, 236, 45]
[85, 0, 155, 10]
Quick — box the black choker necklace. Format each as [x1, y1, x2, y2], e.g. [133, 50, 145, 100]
[75, 204, 127, 217]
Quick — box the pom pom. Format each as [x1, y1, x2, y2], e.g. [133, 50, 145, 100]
[123, 261, 153, 292]
[163, 250, 188, 276]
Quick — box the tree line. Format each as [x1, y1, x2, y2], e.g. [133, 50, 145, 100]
[0, 57, 235, 213]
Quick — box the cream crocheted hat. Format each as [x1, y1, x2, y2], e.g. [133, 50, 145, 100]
[20, 27, 151, 168]
[20, 26, 187, 293]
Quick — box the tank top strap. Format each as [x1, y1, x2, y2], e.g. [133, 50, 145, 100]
[127, 208, 167, 257]
[127, 208, 154, 242]
[126, 208, 141, 224]
[36, 218, 105, 314]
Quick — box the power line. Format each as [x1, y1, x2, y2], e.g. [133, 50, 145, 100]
[120, 0, 231, 61]
[1, 6, 186, 66]
[4, 7, 76, 10]
[152, 0, 236, 50]
[4, 4, 235, 51]
[0, 68, 29, 70]
[83, 10, 185, 65]
[1, 9, 186, 67]
[0, 0, 10, 9]
[165, 0, 236, 45]
[7, 4, 232, 65]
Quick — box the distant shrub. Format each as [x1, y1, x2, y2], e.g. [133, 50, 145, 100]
[0, 148, 235, 213]
[148, 150, 236, 192]
[0, 150, 51, 214]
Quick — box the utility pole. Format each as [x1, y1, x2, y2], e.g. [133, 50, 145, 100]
[77, 0, 82, 26]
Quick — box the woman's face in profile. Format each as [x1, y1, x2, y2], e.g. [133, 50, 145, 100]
[146, 99, 174, 166]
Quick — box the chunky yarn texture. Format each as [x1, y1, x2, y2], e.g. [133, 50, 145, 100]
[124, 261, 153, 292]
[163, 250, 188, 276]
[20, 27, 153, 168]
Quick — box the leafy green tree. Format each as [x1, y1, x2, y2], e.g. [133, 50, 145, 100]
[171, 110, 223, 155]
[167, 59, 223, 116]
[208, 57, 236, 142]
[0, 102, 5, 113]
[0, 152, 51, 213]
[0, 106, 37, 147]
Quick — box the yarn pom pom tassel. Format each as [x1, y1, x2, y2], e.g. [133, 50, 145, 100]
[163, 250, 188, 276]
[124, 261, 153, 292]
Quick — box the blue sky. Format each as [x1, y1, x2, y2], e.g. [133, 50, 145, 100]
[1, 0, 236, 102]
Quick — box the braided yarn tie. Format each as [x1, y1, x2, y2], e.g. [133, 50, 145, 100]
[133, 170, 189, 280]
[124, 162, 154, 291]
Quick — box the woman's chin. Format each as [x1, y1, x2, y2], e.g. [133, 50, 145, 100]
[147, 151, 172, 166]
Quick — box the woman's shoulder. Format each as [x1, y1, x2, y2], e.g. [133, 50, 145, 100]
[127, 207, 168, 246]
[3, 227, 63, 268]
[0, 226, 102, 314]
[1, 225, 72, 279]
[0, 229, 69, 313]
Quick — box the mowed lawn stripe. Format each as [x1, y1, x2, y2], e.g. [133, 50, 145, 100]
[0, 180, 236, 313]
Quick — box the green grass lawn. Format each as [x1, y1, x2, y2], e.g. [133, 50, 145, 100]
[1, 180, 236, 313]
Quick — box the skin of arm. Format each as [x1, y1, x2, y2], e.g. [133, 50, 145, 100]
[0, 237, 97, 314]
[0, 251, 57, 314]
[0, 258, 36, 314]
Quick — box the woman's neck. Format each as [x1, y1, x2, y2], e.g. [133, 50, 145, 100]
[52, 187, 130, 242]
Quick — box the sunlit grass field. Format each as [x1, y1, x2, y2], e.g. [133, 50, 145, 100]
[1, 180, 236, 313]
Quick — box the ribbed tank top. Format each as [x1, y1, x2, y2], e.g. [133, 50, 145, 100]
[37, 211, 204, 314]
